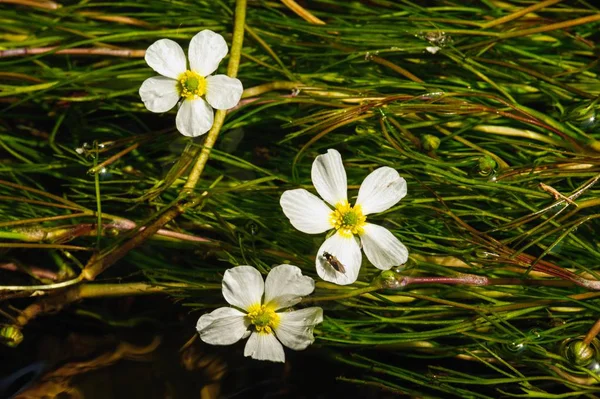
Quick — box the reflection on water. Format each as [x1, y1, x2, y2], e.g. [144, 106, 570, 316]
[0, 298, 382, 399]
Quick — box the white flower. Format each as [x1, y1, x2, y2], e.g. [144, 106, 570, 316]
[139, 30, 243, 137]
[280, 149, 408, 285]
[196, 265, 323, 363]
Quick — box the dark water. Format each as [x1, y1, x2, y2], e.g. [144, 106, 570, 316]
[0, 297, 385, 399]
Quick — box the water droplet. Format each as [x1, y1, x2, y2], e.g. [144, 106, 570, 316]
[98, 167, 112, 181]
[506, 342, 526, 353]
[244, 221, 260, 236]
[588, 360, 600, 373]
[474, 249, 499, 259]
[529, 329, 542, 339]
[563, 98, 600, 131]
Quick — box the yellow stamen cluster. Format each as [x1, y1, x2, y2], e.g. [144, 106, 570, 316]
[177, 70, 206, 100]
[246, 303, 280, 335]
[330, 200, 366, 238]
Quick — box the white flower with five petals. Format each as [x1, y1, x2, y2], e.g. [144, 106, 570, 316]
[196, 264, 323, 363]
[139, 30, 243, 137]
[280, 149, 409, 285]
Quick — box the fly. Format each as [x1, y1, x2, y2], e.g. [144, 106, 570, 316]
[323, 251, 346, 274]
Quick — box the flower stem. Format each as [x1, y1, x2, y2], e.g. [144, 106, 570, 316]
[302, 286, 380, 303]
[583, 319, 600, 346]
[383, 274, 578, 289]
[81, 194, 204, 280]
[80, 1, 248, 280]
[183, 0, 247, 193]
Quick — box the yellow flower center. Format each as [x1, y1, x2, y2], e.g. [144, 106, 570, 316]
[246, 304, 280, 335]
[177, 70, 206, 100]
[330, 200, 366, 238]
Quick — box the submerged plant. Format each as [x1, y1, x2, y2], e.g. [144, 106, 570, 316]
[196, 265, 323, 363]
[280, 149, 408, 285]
[139, 30, 243, 137]
[3, 0, 600, 396]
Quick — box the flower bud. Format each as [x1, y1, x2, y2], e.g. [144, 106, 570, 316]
[566, 340, 595, 366]
[478, 155, 497, 176]
[422, 134, 440, 151]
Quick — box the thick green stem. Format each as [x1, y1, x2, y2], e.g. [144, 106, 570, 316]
[183, 0, 247, 193]
[81, 0, 248, 280]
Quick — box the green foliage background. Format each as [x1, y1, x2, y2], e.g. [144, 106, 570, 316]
[2, 0, 600, 397]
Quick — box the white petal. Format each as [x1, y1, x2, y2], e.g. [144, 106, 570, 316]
[280, 189, 333, 234]
[274, 307, 323, 350]
[175, 99, 214, 137]
[316, 232, 361, 285]
[144, 39, 187, 80]
[205, 75, 243, 110]
[139, 76, 179, 113]
[244, 332, 285, 363]
[188, 30, 228, 77]
[356, 167, 407, 215]
[360, 223, 408, 270]
[222, 266, 264, 311]
[196, 307, 248, 345]
[311, 149, 348, 207]
[264, 264, 315, 310]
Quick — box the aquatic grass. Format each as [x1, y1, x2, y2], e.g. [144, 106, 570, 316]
[2, 0, 600, 396]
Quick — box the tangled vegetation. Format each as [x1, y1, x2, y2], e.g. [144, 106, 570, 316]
[2, 0, 600, 397]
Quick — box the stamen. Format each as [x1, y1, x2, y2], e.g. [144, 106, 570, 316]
[177, 70, 206, 100]
[247, 304, 280, 334]
[329, 200, 366, 237]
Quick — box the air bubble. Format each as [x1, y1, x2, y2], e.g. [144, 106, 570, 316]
[98, 167, 112, 181]
[474, 249, 499, 259]
[505, 342, 526, 353]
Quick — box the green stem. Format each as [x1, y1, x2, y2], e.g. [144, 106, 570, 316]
[80, 0, 248, 280]
[81, 194, 204, 280]
[498, 13, 600, 40]
[303, 286, 380, 303]
[183, 0, 247, 193]
[480, 0, 563, 29]
[93, 143, 102, 250]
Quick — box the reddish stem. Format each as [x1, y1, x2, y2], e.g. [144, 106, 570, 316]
[0, 263, 59, 281]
